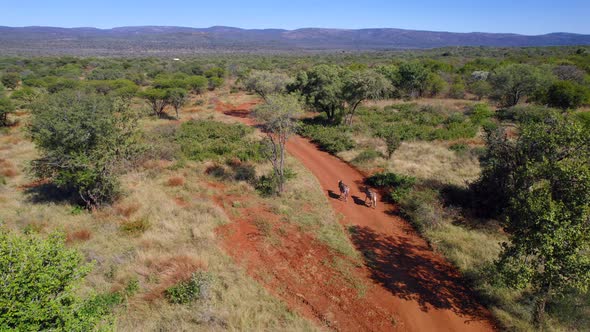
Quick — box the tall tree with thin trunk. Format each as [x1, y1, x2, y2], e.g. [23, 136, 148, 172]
[342, 70, 391, 126]
[253, 94, 303, 195]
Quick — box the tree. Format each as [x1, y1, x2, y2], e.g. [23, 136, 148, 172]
[29, 91, 140, 207]
[253, 94, 303, 195]
[382, 130, 401, 159]
[546, 80, 589, 110]
[552, 65, 586, 84]
[140, 88, 169, 117]
[469, 80, 492, 100]
[185, 75, 208, 94]
[10, 86, 41, 108]
[396, 62, 429, 98]
[475, 113, 590, 328]
[342, 70, 391, 125]
[0, 98, 15, 126]
[207, 76, 224, 91]
[424, 72, 447, 97]
[489, 64, 549, 107]
[167, 88, 188, 119]
[243, 70, 292, 101]
[290, 64, 346, 123]
[1, 72, 20, 90]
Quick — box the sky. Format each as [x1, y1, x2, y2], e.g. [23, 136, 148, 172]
[3, 0, 590, 35]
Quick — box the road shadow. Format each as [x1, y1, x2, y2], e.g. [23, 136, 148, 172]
[348, 224, 494, 322]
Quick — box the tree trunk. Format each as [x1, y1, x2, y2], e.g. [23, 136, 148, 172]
[533, 282, 551, 330]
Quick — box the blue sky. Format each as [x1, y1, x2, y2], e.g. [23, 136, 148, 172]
[3, 0, 590, 34]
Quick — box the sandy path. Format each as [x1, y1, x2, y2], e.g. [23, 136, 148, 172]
[217, 102, 496, 331]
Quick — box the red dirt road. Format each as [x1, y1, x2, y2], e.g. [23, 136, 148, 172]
[216, 101, 496, 331]
[286, 135, 495, 331]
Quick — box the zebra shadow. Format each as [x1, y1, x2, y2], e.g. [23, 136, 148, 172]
[351, 195, 368, 207]
[327, 190, 341, 200]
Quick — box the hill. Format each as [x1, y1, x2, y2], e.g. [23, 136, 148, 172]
[1, 25, 590, 55]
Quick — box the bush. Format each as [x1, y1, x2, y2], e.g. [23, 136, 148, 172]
[0, 232, 118, 330]
[299, 124, 355, 154]
[165, 271, 213, 304]
[449, 143, 469, 154]
[256, 169, 296, 197]
[0, 98, 15, 126]
[468, 103, 494, 124]
[177, 120, 262, 162]
[366, 172, 416, 202]
[398, 188, 443, 232]
[352, 149, 382, 164]
[29, 91, 140, 207]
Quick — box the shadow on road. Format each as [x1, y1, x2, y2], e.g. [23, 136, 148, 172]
[348, 224, 493, 321]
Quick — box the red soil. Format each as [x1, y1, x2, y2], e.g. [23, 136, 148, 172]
[214, 101, 497, 331]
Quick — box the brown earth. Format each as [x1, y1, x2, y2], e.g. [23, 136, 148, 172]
[213, 100, 497, 331]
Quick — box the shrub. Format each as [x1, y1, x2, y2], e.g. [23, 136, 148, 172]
[299, 124, 355, 154]
[398, 188, 443, 232]
[120, 217, 151, 234]
[449, 143, 469, 154]
[468, 103, 494, 124]
[352, 149, 382, 164]
[546, 80, 589, 110]
[177, 120, 262, 162]
[0, 232, 118, 330]
[165, 271, 213, 304]
[0, 98, 15, 126]
[256, 169, 296, 197]
[29, 91, 140, 207]
[366, 172, 416, 202]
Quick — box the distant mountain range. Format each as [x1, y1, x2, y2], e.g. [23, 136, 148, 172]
[1, 26, 589, 55]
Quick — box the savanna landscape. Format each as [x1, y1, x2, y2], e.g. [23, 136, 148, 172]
[1, 2, 590, 331]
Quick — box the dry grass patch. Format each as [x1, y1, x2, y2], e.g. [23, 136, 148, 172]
[166, 176, 185, 187]
[66, 229, 92, 243]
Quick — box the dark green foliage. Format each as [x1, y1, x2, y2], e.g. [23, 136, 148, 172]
[177, 120, 262, 162]
[255, 169, 297, 197]
[574, 111, 590, 130]
[165, 271, 213, 304]
[476, 112, 590, 326]
[396, 62, 429, 98]
[299, 124, 355, 154]
[546, 80, 589, 110]
[360, 104, 480, 142]
[29, 91, 140, 207]
[0, 232, 119, 331]
[352, 149, 382, 164]
[365, 172, 416, 202]
[1, 72, 19, 89]
[0, 97, 15, 126]
[489, 64, 550, 107]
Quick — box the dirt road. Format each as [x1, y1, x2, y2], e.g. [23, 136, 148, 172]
[217, 101, 496, 331]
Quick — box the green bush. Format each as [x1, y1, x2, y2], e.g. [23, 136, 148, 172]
[365, 172, 416, 202]
[177, 120, 262, 162]
[449, 143, 469, 153]
[29, 91, 141, 207]
[256, 169, 296, 197]
[397, 188, 443, 232]
[165, 271, 213, 304]
[352, 149, 382, 164]
[299, 124, 355, 154]
[468, 103, 494, 124]
[0, 232, 119, 331]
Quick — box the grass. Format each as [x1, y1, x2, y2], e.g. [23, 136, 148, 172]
[0, 103, 317, 331]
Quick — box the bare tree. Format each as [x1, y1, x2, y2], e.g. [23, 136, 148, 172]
[253, 94, 303, 195]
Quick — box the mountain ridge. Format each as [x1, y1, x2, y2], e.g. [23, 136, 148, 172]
[1, 25, 589, 55]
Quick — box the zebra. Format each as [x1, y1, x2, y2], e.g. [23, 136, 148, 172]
[338, 180, 350, 202]
[364, 187, 377, 208]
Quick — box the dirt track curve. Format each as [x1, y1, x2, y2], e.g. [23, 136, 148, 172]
[217, 102, 496, 331]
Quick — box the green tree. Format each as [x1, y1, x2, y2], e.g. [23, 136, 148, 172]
[185, 75, 208, 94]
[167, 88, 188, 119]
[382, 130, 401, 159]
[342, 70, 391, 125]
[397, 62, 429, 98]
[546, 80, 589, 110]
[424, 72, 447, 97]
[29, 91, 140, 207]
[140, 88, 169, 117]
[243, 70, 292, 101]
[476, 113, 590, 327]
[0, 98, 15, 126]
[208, 76, 224, 91]
[1, 72, 20, 90]
[253, 94, 303, 195]
[291, 64, 346, 123]
[0, 231, 118, 331]
[468, 80, 492, 100]
[489, 64, 549, 107]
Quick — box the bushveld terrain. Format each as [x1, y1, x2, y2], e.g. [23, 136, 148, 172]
[1, 47, 590, 331]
